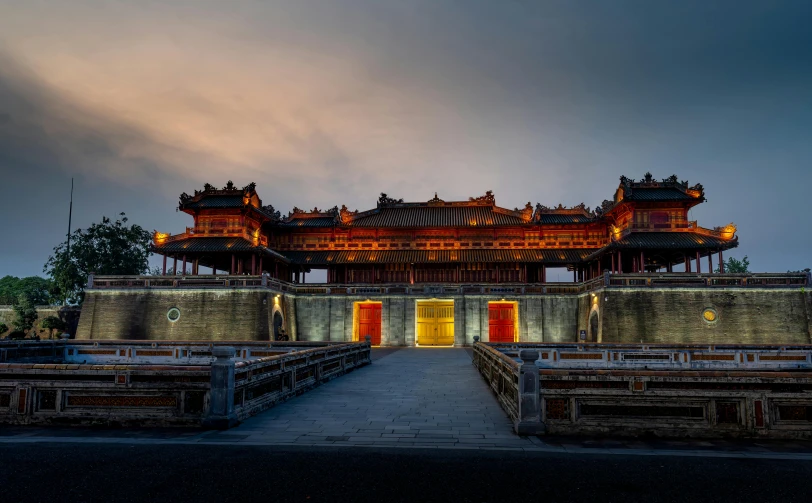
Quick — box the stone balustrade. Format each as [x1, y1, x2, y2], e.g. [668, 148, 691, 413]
[85, 271, 809, 298]
[490, 342, 812, 371]
[473, 341, 812, 438]
[0, 339, 371, 428]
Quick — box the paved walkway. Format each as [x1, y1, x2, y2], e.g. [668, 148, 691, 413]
[228, 347, 527, 448]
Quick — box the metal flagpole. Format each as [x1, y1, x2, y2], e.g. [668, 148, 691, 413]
[65, 178, 73, 306]
[67, 178, 74, 258]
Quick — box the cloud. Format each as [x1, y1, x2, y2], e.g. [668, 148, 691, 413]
[0, 0, 811, 276]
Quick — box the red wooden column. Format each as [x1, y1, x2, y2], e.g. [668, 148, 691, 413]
[252, 255, 257, 275]
[275, 262, 279, 279]
[610, 254, 615, 275]
[231, 254, 236, 275]
[684, 253, 691, 273]
[541, 265, 546, 283]
[708, 253, 713, 274]
[667, 261, 672, 273]
[696, 251, 701, 273]
[719, 250, 725, 273]
[172, 255, 177, 275]
[640, 251, 645, 273]
[259, 256, 263, 275]
[617, 251, 623, 274]
[162, 254, 167, 275]
[193, 259, 199, 275]
[182, 255, 187, 276]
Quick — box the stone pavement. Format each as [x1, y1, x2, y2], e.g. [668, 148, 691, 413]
[2, 347, 812, 459]
[226, 347, 527, 448]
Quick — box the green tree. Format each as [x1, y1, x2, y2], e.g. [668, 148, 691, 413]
[41, 316, 67, 339]
[0, 322, 8, 335]
[44, 213, 152, 304]
[12, 293, 38, 333]
[715, 255, 750, 274]
[0, 276, 55, 305]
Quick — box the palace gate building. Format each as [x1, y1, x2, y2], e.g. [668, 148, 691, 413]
[76, 175, 812, 345]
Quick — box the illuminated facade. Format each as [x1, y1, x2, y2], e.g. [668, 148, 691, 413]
[152, 173, 738, 284]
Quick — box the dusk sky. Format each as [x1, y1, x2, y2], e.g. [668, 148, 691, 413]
[1, 0, 810, 279]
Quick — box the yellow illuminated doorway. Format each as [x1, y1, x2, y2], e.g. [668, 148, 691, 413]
[416, 300, 454, 346]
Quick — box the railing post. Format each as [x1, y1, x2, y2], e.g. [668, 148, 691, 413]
[203, 346, 239, 429]
[86, 272, 95, 289]
[515, 349, 545, 435]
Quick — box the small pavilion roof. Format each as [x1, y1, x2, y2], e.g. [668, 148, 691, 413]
[152, 237, 290, 263]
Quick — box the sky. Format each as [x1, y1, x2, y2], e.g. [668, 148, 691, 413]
[0, 0, 810, 279]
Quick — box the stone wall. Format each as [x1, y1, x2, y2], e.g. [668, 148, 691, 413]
[75, 287, 812, 345]
[599, 288, 812, 344]
[76, 290, 282, 341]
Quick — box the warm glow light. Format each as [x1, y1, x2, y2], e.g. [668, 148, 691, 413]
[153, 231, 170, 244]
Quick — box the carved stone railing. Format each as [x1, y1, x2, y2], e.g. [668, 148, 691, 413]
[488, 342, 812, 371]
[0, 339, 370, 428]
[474, 341, 812, 438]
[86, 272, 809, 297]
[472, 340, 521, 428]
[607, 273, 809, 288]
[230, 340, 371, 423]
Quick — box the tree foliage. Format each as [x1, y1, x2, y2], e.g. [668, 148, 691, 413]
[0, 276, 55, 305]
[44, 213, 152, 304]
[41, 315, 67, 339]
[715, 255, 750, 274]
[12, 293, 38, 332]
[0, 322, 7, 334]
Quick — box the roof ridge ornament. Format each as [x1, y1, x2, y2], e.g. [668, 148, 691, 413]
[533, 202, 593, 220]
[339, 204, 359, 224]
[427, 192, 444, 205]
[513, 202, 532, 222]
[468, 190, 495, 205]
[377, 193, 404, 207]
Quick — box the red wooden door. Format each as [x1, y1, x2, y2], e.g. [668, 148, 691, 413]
[358, 303, 382, 345]
[488, 303, 515, 343]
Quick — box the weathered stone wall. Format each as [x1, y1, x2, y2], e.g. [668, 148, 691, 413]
[599, 288, 812, 344]
[75, 287, 812, 345]
[76, 290, 280, 341]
